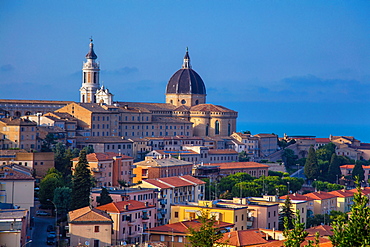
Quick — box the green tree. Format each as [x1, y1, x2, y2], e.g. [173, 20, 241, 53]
[98, 188, 113, 206]
[238, 151, 249, 162]
[352, 162, 365, 181]
[328, 154, 342, 183]
[283, 210, 308, 247]
[41, 133, 57, 152]
[330, 186, 370, 246]
[304, 146, 320, 180]
[39, 169, 63, 206]
[53, 143, 73, 180]
[282, 148, 297, 168]
[71, 150, 93, 210]
[279, 196, 295, 230]
[186, 210, 227, 247]
[53, 186, 72, 218]
[83, 145, 94, 154]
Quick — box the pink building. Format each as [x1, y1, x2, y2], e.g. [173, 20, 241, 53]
[96, 200, 156, 245]
[72, 152, 135, 187]
[90, 187, 158, 208]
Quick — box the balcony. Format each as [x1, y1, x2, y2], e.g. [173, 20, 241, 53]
[158, 208, 167, 215]
[92, 167, 104, 173]
[96, 177, 105, 182]
[131, 165, 137, 169]
[130, 174, 137, 178]
[159, 199, 167, 205]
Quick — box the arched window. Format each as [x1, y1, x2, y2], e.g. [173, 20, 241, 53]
[206, 124, 209, 136]
[195, 100, 199, 105]
[215, 120, 220, 135]
[228, 123, 231, 136]
[181, 99, 186, 104]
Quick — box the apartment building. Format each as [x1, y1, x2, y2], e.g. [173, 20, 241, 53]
[96, 200, 156, 245]
[0, 164, 34, 211]
[0, 118, 37, 151]
[133, 158, 193, 183]
[0, 150, 54, 178]
[90, 187, 158, 208]
[0, 209, 29, 247]
[170, 200, 254, 231]
[72, 152, 135, 187]
[134, 175, 206, 225]
[204, 162, 269, 178]
[75, 136, 134, 157]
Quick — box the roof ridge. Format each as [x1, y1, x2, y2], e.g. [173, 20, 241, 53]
[236, 230, 241, 246]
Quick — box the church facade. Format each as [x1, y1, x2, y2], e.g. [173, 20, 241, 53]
[1, 40, 238, 139]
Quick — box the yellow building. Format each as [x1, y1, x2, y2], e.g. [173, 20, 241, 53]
[0, 118, 37, 151]
[170, 200, 254, 231]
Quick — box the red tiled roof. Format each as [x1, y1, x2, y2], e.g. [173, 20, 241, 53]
[315, 138, 330, 143]
[280, 194, 314, 201]
[148, 220, 234, 234]
[68, 206, 112, 223]
[206, 162, 269, 170]
[220, 229, 268, 246]
[304, 191, 337, 200]
[306, 225, 333, 236]
[180, 175, 206, 185]
[340, 164, 370, 170]
[328, 189, 355, 198]
[96, 200, 154, 213]
[72, 152, 132, 162]
[0, 166, 34, 180]
[143, 176, 205, 189]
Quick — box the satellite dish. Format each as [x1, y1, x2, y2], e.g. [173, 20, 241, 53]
[85, 240, 90, 246]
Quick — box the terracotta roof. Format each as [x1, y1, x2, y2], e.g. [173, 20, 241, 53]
[220, 229, 268, 246]
[206, 162, 269, 170]
[143, 175, 205, 189]
[72, 152, 133, 162]
[190, 104, 236, 113]
[255, 237, 332, 247]
[135, 158, 192, 167]
[0, 165, 34, 180]
[315, 138, 330, 143]
[304, 191, 338, 200]
[0, 209, 28, 219]
[0, 118, 36, 126]
[96, 200, 154, 213]
[173, 105, 190, 111]
[340, 164, 370, 170]
[328, 189, 355, 198]
[208, 149, 238, 154]
[280, 194, 314, 201]
[68, 206, 112, 223]
[180, 175, 206, 185]
[142, 179, 173, 189]
[306, 225, 333, 236]
[76, 103, 111, 113]
[148, 220, 234, 234]
[348, 187, 370, 195]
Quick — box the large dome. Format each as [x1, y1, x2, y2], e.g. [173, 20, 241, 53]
[166, 49, 206, 95]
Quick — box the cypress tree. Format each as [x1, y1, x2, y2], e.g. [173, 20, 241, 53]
[352, 162, 365, 181]
[304, 146, 319, 180]
[71, 150, 93, 210]
[98, 188, 113, 206]
[279, 196, 295, 230]
[328, 153, 342, 183]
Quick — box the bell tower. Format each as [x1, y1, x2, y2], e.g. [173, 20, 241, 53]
[80, 38, 100, 103]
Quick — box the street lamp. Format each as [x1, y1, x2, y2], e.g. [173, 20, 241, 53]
[22, 240, 32, 247]
[47, 199, 58, 246]
[287, 181, 290, 194]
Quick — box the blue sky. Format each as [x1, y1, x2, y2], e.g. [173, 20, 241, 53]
[1, 1, 370, 140]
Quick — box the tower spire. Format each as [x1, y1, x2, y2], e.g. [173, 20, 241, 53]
[86, 37, 98, 60]
[182, 47, 191, 69]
